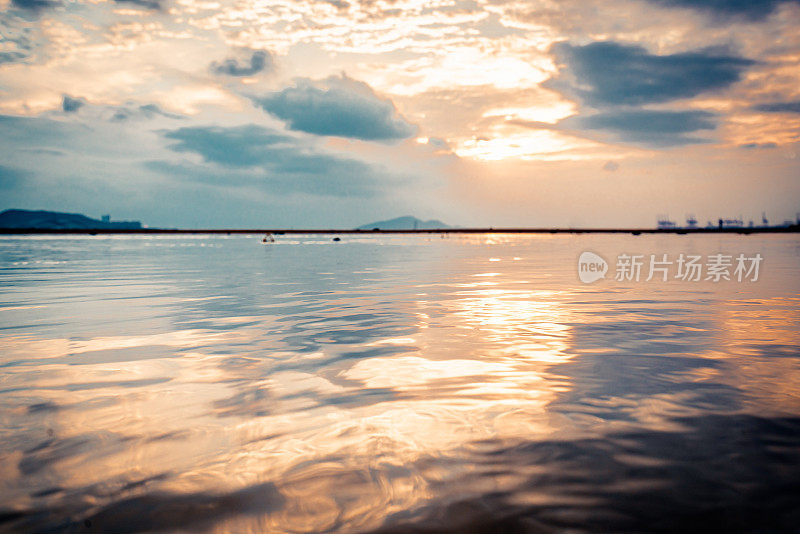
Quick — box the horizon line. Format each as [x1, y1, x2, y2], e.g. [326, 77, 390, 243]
[2, 226, 799, 235]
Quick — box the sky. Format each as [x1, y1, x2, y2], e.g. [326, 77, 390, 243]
[0, 0, 798, 228]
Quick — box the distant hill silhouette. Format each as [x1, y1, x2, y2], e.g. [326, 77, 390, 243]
[357, 215, 450, 230]
[0, 209, 142, 229]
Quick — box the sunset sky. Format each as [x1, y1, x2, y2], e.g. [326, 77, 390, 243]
[1, 0, 798, 228]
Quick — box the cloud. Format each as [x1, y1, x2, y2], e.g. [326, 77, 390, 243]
[0, 114, 77, 146]
[10, 0, 59, 11]
[603, 161, 620, 172]
[0, 52, 26, 64]
[254, 75, 416, 142]
[112, 104, 183, 121]
[62, 95, 86, 113]
[545, 41, 756, 148]
[164, 125, 287, 167]
[210, 50, 273, 77]
[320, 0, 349, 9]
[576, 110, 718, 147]
[138, 104, 183, 119]
[160, 124, 387, 196]
[646, 0, 800, 21]
[0, 114, 402, 227]
[739, 142, 778, 149]
[113, 0, 164, 10]
[0, 26, 35, 64]
[753, 101, 800, 113]
[551, 42, 755, 107]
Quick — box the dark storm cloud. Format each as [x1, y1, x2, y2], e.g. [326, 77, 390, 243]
[551, 42, 755, 107]
[647, 0, 800, 21]
[753, 101, 800, 113]
[159, 124, 386, 197]
[576, 110, 718, 147]
[254, 75, 416, 142]
[62, 95, 86, 113]
[210, 50, 273, 77]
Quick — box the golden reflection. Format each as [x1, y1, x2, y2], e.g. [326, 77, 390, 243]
[446, 288, 570, 361]
[709, 296, 800, 414]
[8, 234, 798, 532]
[0, 247, 579, 532]
[0, 329, 242, 362]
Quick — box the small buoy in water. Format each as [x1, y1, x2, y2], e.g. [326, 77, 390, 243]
[262, 233, 275, 243]
[332, 237, 341, 242]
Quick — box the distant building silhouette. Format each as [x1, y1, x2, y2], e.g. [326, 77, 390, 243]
[657, 215, 676, 230]
[721, 217, 744, 229]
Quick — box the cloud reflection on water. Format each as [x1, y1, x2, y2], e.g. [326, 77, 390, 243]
[0, 234, 798, 532]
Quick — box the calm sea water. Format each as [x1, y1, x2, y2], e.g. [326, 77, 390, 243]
[1, 234, 799, 533]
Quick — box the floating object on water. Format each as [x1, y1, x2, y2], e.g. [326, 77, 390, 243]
[332, 237, 341, 242]
[262, 233, 275, 243]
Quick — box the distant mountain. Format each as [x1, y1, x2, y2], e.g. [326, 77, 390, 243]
[357, 215, 450, 230]
[0, 209, 142, 229]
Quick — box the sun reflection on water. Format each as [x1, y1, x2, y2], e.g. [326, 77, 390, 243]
[0, 234, 798, 532]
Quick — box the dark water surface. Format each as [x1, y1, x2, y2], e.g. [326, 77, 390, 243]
[1, 234, 799, 533]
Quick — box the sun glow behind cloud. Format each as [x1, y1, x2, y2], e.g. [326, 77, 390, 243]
[456, 130, 598, 161]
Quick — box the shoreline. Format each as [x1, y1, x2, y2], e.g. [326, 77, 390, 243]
[1, 226, 799, 235]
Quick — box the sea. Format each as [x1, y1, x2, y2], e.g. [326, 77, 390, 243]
[0, 233, 799, 533]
